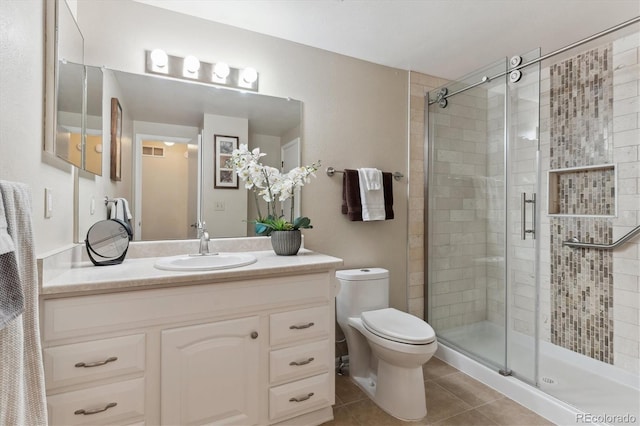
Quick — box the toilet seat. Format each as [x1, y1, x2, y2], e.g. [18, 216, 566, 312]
[361, 308, 435, 345]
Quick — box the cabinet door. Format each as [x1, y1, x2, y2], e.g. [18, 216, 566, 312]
[161, 316, 260, 426]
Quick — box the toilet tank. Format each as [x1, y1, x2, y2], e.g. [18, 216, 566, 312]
[336, 268, 389, 323]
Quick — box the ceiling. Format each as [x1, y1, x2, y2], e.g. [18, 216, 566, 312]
[133, 0, 639, 79]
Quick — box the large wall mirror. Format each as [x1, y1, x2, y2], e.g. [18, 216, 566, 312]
[46, 0, 103, 175]
[77, 69, 302, 241]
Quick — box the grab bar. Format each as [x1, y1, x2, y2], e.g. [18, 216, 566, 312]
[563, 225, 640, 250]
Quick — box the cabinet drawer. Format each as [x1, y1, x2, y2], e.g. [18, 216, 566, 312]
[269, 373, 330, 421]
[43, 273, 330, 342]
[44, 334, 145, 391]
[269, 339, 331, 384]
[46, 377, 145, 426]
[270, 306, 329, 346]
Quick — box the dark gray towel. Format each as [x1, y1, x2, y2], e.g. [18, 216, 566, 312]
[342, 169, 394, 221]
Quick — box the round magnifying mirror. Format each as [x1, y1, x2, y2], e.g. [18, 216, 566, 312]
[85, 219, 132, 266]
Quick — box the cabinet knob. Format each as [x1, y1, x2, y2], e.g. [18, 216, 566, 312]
[251, 331, 259, 339]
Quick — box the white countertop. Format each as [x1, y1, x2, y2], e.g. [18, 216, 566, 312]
[41, 249, 343, 296]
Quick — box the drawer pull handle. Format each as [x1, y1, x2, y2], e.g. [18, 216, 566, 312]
[289, 357, 315, 366]
[289, 322, 314, 330]
[289, 392, 314, 403]
[74, 402, 117, 415]
[251, 331, 259, 339]
[75, 356, 118, 368]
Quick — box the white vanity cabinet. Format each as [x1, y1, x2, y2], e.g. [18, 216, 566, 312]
[40, 267, 338, 426]
[161, 316, 261, 425]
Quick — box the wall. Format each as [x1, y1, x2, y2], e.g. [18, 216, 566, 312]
[610, 31, 640, 375]
[248, 133, 282, 235]
[202, 114, 249, 238]
[539, 32, 639, 374]
[0, 0, 75, 256]
[77, 0, 410, 309]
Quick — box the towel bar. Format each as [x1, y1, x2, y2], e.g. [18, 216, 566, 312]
[326, 167, 404, 181]
[104, 196, 116, 205]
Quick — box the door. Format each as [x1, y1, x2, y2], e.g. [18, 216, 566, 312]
[161, 316, 260, 425]
[426, 57, 510, 371]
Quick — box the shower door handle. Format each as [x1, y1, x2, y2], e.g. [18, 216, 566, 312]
[521, 193, 536, 240]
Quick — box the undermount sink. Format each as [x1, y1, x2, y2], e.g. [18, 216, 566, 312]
[154, 252, 257, 271]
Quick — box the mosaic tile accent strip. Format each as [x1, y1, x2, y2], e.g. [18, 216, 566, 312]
[557, 168, 615, 216]
[549, 43, 615, 364]
[549, 46, 614, 170]
[550, 217, 614, 362]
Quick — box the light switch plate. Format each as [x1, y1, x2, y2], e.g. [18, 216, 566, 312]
[44, 188, 53, 218]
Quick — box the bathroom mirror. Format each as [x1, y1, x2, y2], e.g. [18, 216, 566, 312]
[84, 66, 104, 175]
[77, 68, 302, 241]
[55, 61, 84, 168]
[46, 0, 104, 175]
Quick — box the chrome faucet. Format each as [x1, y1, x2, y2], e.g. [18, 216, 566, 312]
[194, 221, 210, 255]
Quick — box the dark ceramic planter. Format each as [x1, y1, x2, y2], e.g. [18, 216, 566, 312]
[270, 230, 302, 256]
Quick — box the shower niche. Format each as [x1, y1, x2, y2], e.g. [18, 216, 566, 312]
[547, 163, 617, 217]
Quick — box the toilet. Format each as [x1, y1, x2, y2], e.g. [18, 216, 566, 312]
[336, 268, 437, 421]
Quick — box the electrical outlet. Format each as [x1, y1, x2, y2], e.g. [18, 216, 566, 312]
[214, 201, 225, 211]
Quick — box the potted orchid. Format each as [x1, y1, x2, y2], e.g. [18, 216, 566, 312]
[229, 144, 320, 255]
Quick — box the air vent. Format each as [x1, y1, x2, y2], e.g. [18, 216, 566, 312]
[142, 146, 165, 157]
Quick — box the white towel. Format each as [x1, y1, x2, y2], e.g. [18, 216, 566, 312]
[0, 193, 24, 329]
[109, 197, 132, 221]
[357, 168, 385, 221]
[0, 181, 47, 425]
[360, 167, 382, 191]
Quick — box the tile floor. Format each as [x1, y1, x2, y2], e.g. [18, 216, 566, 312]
[323, 357, 555, 426]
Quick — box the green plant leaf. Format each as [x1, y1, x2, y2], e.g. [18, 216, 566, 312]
[292, 216, 312, 229]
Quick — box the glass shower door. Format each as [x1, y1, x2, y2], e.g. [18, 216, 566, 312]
[505, 49, 540, 385]
[426, 57, 509, 371]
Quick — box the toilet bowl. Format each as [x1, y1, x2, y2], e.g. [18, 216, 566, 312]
[336, 268, 437, 421]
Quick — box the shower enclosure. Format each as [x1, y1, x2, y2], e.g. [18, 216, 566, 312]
[426, 20, 639, 423]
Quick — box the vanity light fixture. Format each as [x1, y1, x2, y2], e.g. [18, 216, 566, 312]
[163, 141, 175, 147]
[183, 55, 201, 78]
[239, 67, 258, 88]
[213, 62, 230, 81]
[150, 49, 169, 73]
[145, 50, 259, 92]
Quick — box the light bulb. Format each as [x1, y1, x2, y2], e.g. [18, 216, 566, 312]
[150, 49, 168, 68]
[241, 67, 258, 84]
[213, 62, 230, 79]
[183, 55, 200, 74]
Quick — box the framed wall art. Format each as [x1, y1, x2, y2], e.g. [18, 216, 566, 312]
[214, 134, 239, 189]
[110, 97, 122, 181]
